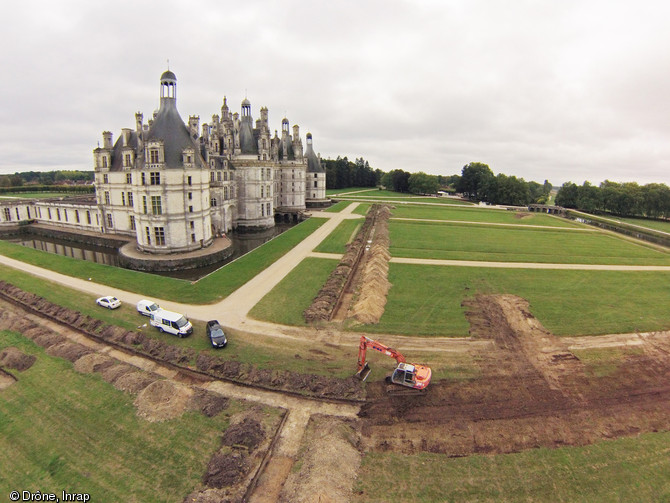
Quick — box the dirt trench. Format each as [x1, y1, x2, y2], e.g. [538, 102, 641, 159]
[359, 294, 670, 456]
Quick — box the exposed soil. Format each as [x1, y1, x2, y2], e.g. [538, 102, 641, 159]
[359, 294, 670, 456]
[134, 379, 194, 422]
[0, 347, 36, 371]
[0, 368, 17, 389]
[222, 417, 266, 452]
[280, 415, 362, 503]
[350, 205, 392, 325]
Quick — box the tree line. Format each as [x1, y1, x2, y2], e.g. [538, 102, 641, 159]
[0, 170, 94, 187]
[555, 180, 670, 218]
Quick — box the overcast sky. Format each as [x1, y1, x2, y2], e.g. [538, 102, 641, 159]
[1, 0, 669, 186]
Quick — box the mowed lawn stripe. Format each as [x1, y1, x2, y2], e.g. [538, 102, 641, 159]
[389, 220, 670, 265]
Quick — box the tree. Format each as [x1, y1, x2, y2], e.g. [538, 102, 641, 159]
[456, 162, 494, 200]
[555, 182, 578, 208]
[408, 172, 439, 194]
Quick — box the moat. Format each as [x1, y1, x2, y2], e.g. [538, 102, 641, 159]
[7, 223, 295, 281]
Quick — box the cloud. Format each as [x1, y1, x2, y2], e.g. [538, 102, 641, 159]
[1, 0, 669, 186]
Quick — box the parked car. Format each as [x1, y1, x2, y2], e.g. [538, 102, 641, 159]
[150, 310, 193, 337]
[96, 296, 121, 310]
[206, 320, 227, 348]
[137, 299, 161, 317]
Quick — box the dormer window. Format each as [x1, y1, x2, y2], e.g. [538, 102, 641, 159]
[150, 149, 159, 163]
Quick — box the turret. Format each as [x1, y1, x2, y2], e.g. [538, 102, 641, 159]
[102, 131, 113, 149]
[159, 70, 177, 109]
[135, 112, 143, 132]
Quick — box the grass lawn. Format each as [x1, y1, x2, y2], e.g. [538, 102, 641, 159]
[391, 205, 583, 228]
[0, 192, 85, 200]
[356, 264, 670, 337]
[0, 330, 256, 503]
[323, 201, 352, 212]
[389, 220, 670, 265]
[353, 203, 370, 216]
[340, 191, 475, 205]
[599, 215, 670, 234]
[0, 217, 327, 304]
[314, 219, 363, 254]
[354, 432, 670, 502]
[326, 187, 377, 195]
[249, 257, 338, 326]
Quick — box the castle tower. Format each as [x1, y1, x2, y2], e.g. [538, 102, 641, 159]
[305, 133, 328, 208]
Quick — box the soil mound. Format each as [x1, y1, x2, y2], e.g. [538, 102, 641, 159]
[73, 353, 114, 374]
[45, 342, 92, 363]
[280, 415, 361, 503]
[134, 379, 193, 422]
[202, 451, 248, 488]
[0, 368, 17, 390]
[0, 347, 36, 371]
[221, 417, 265, 452]
[189, 389, 229, 418]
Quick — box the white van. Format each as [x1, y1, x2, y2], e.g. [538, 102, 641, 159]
[137, 299, 160, 317]
[150, 310, 193, 338]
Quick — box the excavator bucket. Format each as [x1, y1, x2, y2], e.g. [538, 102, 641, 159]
[355, 362, 371, 381]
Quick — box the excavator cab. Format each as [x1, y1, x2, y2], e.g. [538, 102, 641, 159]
[390, 362, 417, 387]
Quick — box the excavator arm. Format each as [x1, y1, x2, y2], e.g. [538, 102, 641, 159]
[355, 335, 432, 391]
[355, 336, 405, 381]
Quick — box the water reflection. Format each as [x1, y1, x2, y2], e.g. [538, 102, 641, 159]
[8, 223, 294, 281]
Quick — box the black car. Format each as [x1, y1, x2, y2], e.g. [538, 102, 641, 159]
[206, 320, 227, 348]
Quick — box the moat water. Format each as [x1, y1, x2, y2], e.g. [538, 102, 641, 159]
[8, 223, 294, 281]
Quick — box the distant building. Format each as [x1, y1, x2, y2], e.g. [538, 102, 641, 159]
[0, 70, 328, 259]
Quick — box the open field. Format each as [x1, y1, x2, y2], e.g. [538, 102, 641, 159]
[0, 330, 245, 502]
[391, 204, 583, 227]
[357, 264, 670, 336]
[249, 257, 339, 327]
[314, 219, 363, 254]
[0, 192, 81, 200]
[338, 191, 475, 205]
[596, 214, 670, 234]
[0, 217, 326, 304]
[355, 432, 670, 503]
[389, 220, 670, 265]
[322, 200, 352, 212]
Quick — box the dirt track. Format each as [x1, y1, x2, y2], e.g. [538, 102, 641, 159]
[359, 294, 670, 456]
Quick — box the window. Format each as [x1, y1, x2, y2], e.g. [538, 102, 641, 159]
[75, 210, 80, 223]
[154, 227, 165, 246]
[224, 171, 228, 181]
[261, 204, 265, 217]
[104, 191, 110, 205]
[124, 154, 131, 167]
[150, 172, 160, 185]
[189, 205, 193, 213]
[143, 196, 147, 214]
[266, 203, 270, 216]
[126, 173, 132, 184]
[210, 172, 215, 182]
[267, 168, 271, 179]
[224, 187, 228, 200]
[188, 176, 192, 186]
[190, 221, 195, 230]
[26, 207, 31, 219]
[121, 193, 126, 206]
[86, 211, 91, 224]
[102, 157, 108, 168]
[150, 149, 159, 163]
[64, 210, 68, 222]
[260, 186, 264, 198]
[151, 196, 162, 215]
[16, 208, 20, 220]
[3, 208, 10, 221]
[211, 198, 217, 207]
[130, 215, 136, 230]
[103, 173, 109, 183]
[188, 192, 192, 200]
[56, 209, 61, 221]
[314, 181, 318, 188]
[217, 171, 222, 181]
[191, 233, 196, 243]
[47, 208, 51, 219]
[187, 155, 192, 163]
[128, 192, 133, 207]
[141, 172, 146, 185]
[106, 214, 113, 228]
[145, 227, 151, 245]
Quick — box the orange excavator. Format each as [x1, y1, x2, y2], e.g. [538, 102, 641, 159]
[355, 335, 431, 391]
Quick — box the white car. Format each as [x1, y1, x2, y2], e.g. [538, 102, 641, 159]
[137, 299, 161, 317]
[96, 296, 121, 310]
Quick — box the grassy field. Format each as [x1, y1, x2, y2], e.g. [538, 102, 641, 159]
[391, 205, 583, 228]
[355, 264, 670, 336]
[354, 432, 670, 502]
[323, 200, 352, 212]
[0, 330, 256, 502]
[314, 219, 362, 254]
[389, 220, 670, 265]
[249, 257, 339, 326]
[602, 215, 670, 234]
[326, 187, 377, 195]
[0, 217, 326, 304]
[340, 191, 475, 205]
[0, 192, 81, 200]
